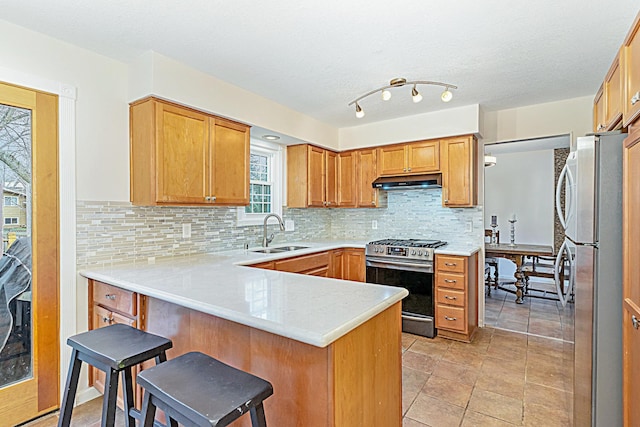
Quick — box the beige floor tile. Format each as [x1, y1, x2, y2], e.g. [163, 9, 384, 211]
[403, 367, 430, 415]
[402, 333, 418, 352]
[523, 403, 571, 427]
[525, 356, 571, 391]
[402, 350, 439, 374]
[405, 393, 465, 427]
[475, 369, 526, 400]
[467, 388, 524, 425]
[462, 410, 521, 426]
[482, 355, 527, 376]
[403, 417, 430, 427]
[441, 345, 485, 368]
[523, 382, 572, 414]
[408, 338, 451, 359]
[421, 375, 473, 408]
[431, 359, 480, 386]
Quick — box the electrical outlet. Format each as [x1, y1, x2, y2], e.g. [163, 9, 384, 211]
[466, 221, 473, 232]
[182, 223, 191, 238]
[148, 257, 155, 264]
[285, 219, 295, 231]
[372, 220, 378, 230]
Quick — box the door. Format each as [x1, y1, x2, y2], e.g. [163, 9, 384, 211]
[307, 145, 325, 207]
[210, 118, 250, 205]
[441, 136, 475, 207]
[377, 145, 406, 176]
[337, 151, 356, 207]
[0, 82, 59, 425]
[406, 140, 439, 173]
[623, 127, 640, 427]
[356, 149, 378, 207]
[324, 150, 337, 207]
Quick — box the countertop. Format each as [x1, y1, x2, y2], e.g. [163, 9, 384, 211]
[80, 241, 404, 348]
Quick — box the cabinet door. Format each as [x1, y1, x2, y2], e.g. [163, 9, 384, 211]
[328, 250, 344, 279]
[594, 85, 606, 132]
[407, 140, 439, 173]
[377, 145, 406, 176]
[337, 152, 356, 208]
[357, 149, 379, 207]
[441, 136, 477, 207]
[210, 118, 250, 205]
[605, 52, 623, 129]
[156, 103, 209, 204]
[623, 17, 640, 126]
[623, 127, 640, 427]
[307, 146, 326, 207]
[343, 249, 365, 282]
[325, 150, 338, 207]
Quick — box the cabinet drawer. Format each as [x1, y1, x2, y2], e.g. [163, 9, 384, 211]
[275, 252, 329, 273]
[436, 305, 466, 333]
[436, 272, 465, 291]
[436, 255, 466, 273]
[93, 281, 137, 316]
[249, 261, 275, 270]
[436, 288, 465, 308]
[306, 267, 329, 277]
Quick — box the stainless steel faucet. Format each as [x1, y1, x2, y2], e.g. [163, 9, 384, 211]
[262, 213, 285, 247]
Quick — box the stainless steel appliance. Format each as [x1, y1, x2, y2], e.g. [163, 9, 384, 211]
[556, 132, 624, 426]
[365, 238, 447, 338]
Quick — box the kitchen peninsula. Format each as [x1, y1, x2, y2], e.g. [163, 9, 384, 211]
[80, 243, 407, 427]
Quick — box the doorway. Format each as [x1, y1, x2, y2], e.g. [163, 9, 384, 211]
[483, 135, 574, 341]
[0, 81, 59, 425]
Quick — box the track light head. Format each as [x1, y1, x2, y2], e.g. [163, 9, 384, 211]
[355, 103, 365, 118]
[381, 89, 391, 101]
[441, 88, 453, 102]
[411, 85, 422, 103]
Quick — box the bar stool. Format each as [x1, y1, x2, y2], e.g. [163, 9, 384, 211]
[136, 351, 274, 427]
[58, 324, 173, 427]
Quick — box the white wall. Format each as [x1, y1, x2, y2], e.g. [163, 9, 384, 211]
[484, 150, 555, 278]
[338, 104, 481, 149]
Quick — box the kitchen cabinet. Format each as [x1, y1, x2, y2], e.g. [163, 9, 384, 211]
[623, 125, 640, 427]
[274, 251, 330, 276]
[604, 51, 623, 130]
[343, 248, 365, 282]
[623, 14, 640, 127]
[337, 151, 357, 207]
[329, 250, 344, 279]
[287, 144, 338, 208]
[377, 140, 439, 176]
[434, 253, 477, 342]
[594, 84, 606, 132]
[356, 148, 380, 208]
[130, 97, 250, 206]
[440, 135, 478, 207]
[89, 280, 144, 409]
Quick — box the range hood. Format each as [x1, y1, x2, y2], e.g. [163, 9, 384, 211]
[372, 173, 442, 190]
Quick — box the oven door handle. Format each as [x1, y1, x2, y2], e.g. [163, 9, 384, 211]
[365, 258, 433, 274]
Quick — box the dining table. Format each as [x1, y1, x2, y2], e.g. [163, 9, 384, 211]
[485, 243, 554, 304]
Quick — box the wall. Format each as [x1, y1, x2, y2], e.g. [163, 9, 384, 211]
[484, 149, 555, 278]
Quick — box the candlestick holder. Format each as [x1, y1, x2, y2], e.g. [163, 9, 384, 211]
[489, 224, 498, 245]
[508, 219, 517, 246]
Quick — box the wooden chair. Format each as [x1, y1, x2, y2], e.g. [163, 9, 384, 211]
[522, 254, 572, 302]
[485, 229, 499, 295]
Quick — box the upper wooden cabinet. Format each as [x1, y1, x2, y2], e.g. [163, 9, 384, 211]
[287, 144, 338, 208]
[623, 14, 640, 127]
[337, 151, 357, 207]
[356, 148, 380, 208]
[377, 140, 439, 176]
[594, 84, 606, 132]
[130, 97, 250, 206]
[440, 135, 478, 207]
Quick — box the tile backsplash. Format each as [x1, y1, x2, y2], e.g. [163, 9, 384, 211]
[77, 189, 482, 268]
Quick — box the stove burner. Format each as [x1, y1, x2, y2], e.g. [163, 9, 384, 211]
[368, 239, 447, 248]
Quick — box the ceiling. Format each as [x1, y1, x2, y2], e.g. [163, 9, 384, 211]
[1, 1, 638, 129]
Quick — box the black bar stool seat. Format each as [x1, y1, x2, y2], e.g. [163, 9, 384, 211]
[137, 351, 274, 427]
[58, 323, 173, 427]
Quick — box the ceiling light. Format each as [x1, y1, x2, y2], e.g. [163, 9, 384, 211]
[484, 155, 497, 167]
[411, 85, 422, 103]
[441, 87, 453, 102]
[262, 135, 280, 141]
[348, 77, 457, 117]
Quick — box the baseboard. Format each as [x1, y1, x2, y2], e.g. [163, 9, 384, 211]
[75, 386, 101, 406]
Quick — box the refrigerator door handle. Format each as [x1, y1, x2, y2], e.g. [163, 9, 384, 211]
[555, 241, 574, 308]
[555, 163, 574, 230]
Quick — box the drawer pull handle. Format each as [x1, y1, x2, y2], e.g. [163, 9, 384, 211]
[444, 279, 457, 283]
[633, 315, 639, 330]
[444, 316, 457, 321]
[102, 316, 112, 324]
[105, 294, 116, 300]
[444, 262, 457, 266]
[444, 295, 457, 300]
[632, 92, 640, 105]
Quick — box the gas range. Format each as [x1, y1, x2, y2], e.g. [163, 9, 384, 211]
[365, 238, 447, 263]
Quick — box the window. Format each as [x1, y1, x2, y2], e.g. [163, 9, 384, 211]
[4, 217, 18, 225]
[4, 196, 18, 206]
[237, 140, 283, 226]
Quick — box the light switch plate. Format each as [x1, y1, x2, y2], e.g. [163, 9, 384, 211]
[372, 220, 378, 230]
[182, 223, 191, 238]
[285, 219, 295, 231]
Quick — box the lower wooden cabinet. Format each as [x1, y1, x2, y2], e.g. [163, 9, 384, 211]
[434, 253, 478, 342]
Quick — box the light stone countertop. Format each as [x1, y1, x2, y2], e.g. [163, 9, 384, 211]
[434, 244, 481, 257]
[79, 241, 407, 348]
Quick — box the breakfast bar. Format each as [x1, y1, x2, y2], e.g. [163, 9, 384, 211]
[80, 245, 408, 427]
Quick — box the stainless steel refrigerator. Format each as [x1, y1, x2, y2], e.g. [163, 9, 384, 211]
[556, 131, 624, 426]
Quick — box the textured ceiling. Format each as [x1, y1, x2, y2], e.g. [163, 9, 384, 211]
[1, 1, 638, 128]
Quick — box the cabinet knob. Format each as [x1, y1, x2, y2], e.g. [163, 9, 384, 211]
[102, 316, 112, 324]
[210, 196, 216, 202]
[444, 316, 457, 321]
[632, 92, 640, 106]
[633, 315, 639, 330]
[371, 201, 376, 205]
[205, 196, 211, 201]
[407, 167, 412, 172]
[105, 294, 116, 300]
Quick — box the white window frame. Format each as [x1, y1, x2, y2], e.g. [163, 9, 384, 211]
[4, 196, 18, 206]
[237, 139, 283, 226]
[4, 217, 18, 225]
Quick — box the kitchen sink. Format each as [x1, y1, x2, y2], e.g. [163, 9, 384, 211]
[251, 245, 309, 254]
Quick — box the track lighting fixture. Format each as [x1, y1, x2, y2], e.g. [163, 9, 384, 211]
[349, 77, 457, 118]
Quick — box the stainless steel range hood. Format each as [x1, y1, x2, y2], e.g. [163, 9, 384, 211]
[372, 173, 442, 190]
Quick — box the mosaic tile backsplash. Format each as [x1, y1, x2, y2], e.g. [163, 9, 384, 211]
[77, 189, 483, 267]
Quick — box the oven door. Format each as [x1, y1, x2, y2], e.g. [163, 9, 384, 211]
[366, 257, 436, 338]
